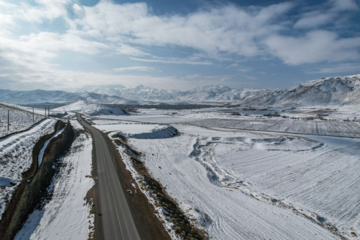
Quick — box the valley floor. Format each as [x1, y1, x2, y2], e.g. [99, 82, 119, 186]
[2, 105, 359, 239]
[92, 109, 360, 240]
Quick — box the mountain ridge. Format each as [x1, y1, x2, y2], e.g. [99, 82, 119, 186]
[0, 74, 359, 107]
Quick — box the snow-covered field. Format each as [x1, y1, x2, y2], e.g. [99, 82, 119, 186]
[93, 108, 360, 240]
[15, 120, 95, 240]
[0, 103, 44, 137]
[189, 117, 360, 137]
[92, 107, 360, 137]
[0, 119, 56, 220]
[53, 100, 127, 116]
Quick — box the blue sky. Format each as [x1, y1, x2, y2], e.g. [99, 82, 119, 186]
[0, 0, 359, 91]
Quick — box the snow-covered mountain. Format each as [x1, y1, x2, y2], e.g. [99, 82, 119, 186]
[55, 101, 128, 116]
[0, 89, 78, 104]
[77, 84, 126, 97]
[121, 85, 175, 102]
[176, 85, 263, 103]
[0, 74, 359, 107]
[240, 74, 360, 107]
[77, 84, 175, 102]
[0, 89, 132, 105]
[84, 84, 264, 104]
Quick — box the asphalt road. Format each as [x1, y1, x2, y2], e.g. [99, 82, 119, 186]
[77, 114, 141, 240]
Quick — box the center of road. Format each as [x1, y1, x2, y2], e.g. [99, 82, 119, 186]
[77, 114, 141, 240]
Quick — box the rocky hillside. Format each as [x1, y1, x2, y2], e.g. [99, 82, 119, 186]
[240, 74, 360, 107]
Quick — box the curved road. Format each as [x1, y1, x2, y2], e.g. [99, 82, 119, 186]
[77, 114, 141, 240]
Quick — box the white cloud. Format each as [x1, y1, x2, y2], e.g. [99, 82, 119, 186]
[9, 0, 72, 23]
[0, 31, 107, 74]
[21, 32, 107, 54]
[237, 68, 250, 73]
[131, 57, 212, 65]
[0, 0, 359, 91]
[331, 0, 358, 11]
[75, 1, 293, 57]
[265, 31, 360, 65]
[0, 66, 202, 91]
[313, 63, 360, 73]
[113, 66, 154, 72]
[294, 11, 334, 29]
[116, 44, 148, 56]
[294, 0, 358, 29]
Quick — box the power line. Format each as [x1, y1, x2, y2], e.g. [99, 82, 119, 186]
[7, 109, 10, 131]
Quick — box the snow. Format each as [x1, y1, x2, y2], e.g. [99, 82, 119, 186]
[54, 100, 127, 116]
[38, 127, 65, 166]
[1, 73, 360, 239]
[191, 132, 360, 236]
[95, 122, 178, 139]
[95, 122, 161, 134]
[0, 103, 43, 137]
[240, 74, 360, 107]
[188, 117, 360, 137]
[93, 108, 360, 239]
[15, 120, 94, 240]
[0, 177, 15, 187]
[0, 119, 56, 220]
[3, 74, 360, 107]
[90, 107, 360, 137]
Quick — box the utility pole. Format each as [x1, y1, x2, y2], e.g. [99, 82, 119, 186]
[45, 106, 47, 118]
[7, 110, 9, 131]
[33, 107, 34, 122]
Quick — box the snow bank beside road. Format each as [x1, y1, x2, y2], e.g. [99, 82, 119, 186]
[15, 121, 94, 240]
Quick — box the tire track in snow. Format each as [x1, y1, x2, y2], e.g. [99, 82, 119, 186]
[189, 136, 351, 239]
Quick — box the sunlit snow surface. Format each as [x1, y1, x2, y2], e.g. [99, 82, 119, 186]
[0, 119, 56, 220]
[0, 103, 44, 137]
[96, 122, 179, 139]
[93, 109, 360, 240]
[15, 120, 94, 240]
[37, 127, 65, 166]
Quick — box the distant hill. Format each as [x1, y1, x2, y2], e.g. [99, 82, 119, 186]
[0, 74, 359, 107]
[240, 74, 360, 107]
[78, 84, 265, 104]
[55, 101, 128, 116]
[0, 89, 130, 105]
